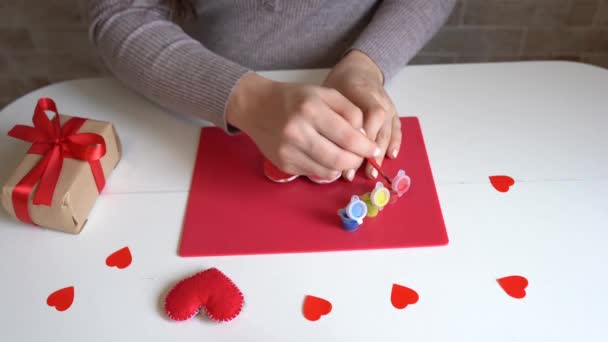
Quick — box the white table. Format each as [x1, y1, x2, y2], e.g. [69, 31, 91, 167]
[1, 61, 607, 341]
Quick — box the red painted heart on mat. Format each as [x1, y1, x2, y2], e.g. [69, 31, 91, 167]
[497, 275, 528, 299]
[47, 286, 74, 311]
[302, 295, 332, 321]
[489, 175, 515, 192]
[164, 268, 244, 322]
[391, 284, 419, 309]
[263, 159, 339, 184]
[263, 159, 298, 183]
[105, 246, 132, 269]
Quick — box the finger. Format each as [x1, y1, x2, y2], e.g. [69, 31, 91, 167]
[302, 127, 365, 171]
[342, 169, 355, 182]
[313, 107, 380, 159]
[342, 127, 369, 181]
[365, 120, 391, 179]
[342, 153, 366, 182]
[342, 155, 365, 182]
[362, 104, 387, 142]
[387, 115, 402, 159]
[321, 88, 364, 129]
[359, 90, 394, 142]
[290, 148, 341, 180]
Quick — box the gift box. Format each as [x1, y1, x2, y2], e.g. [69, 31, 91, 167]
[1, 98, 121, 234]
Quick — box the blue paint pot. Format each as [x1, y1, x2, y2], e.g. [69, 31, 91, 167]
[344, 196, 367, 223]
[338, 209, 360, 232]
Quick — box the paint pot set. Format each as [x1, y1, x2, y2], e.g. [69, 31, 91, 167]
[338, 170, 411, 232]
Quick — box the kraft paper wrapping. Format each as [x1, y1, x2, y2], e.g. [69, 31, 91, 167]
[1, 115, 121, 234]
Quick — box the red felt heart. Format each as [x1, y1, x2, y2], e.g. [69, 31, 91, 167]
[302, 295, 332, 321]
[47, 286, 74, 312]
[263, 159, 339, 184]
[105, 246, 132, 269]
[497, 275, 528, 299]
[391, 284, 419, 309]
[164, 268, 244, 322]
[307, 173, 341, 184]
[489, 175, 515, 192]
[263, 159, 298, 183]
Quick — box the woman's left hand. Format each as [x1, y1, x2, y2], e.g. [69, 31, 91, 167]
[322, 50, 402, 182]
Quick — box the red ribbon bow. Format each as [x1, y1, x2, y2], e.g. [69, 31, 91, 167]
[7, 98, 107, 225]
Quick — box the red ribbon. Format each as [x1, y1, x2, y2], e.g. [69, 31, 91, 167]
[7, 98, 107, 225]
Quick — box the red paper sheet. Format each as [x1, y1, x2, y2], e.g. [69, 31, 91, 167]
[179, 117, 448, 257]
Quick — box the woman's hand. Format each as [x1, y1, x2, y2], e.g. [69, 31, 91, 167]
[323, 50, 402, 181]
[226, 72, 381, 180]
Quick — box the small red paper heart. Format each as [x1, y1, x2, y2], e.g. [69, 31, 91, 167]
[489, 175, 515, 192]
[302, 295, 332, 321]
[164, 268, 244, 322]
[391, 284, 419, 309]
[497, 275, 528, 299]
[47, 286, 74, 311]
[105, 246, 132, 269]
[263, 159, 298, 183]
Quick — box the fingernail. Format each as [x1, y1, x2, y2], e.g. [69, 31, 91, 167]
[391, 148, 398, 159]
[359, 128, 367, 136]
[346, 169, 355, 181]
[370, 168, 378, 179]
[373, 147, 381, 157]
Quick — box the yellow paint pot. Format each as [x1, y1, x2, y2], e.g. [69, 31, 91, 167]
[370, 182, 391, 209]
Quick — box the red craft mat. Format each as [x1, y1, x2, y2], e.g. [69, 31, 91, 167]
[179, 117, 448, 257]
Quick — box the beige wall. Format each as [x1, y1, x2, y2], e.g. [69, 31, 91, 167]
[1, 0, 607, 108]
[415, 0, 608, 66]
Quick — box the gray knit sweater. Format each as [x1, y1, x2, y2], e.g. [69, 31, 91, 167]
[88, 0, 455, 132]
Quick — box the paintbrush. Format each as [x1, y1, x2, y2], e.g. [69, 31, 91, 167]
[367, 158, 392, 185]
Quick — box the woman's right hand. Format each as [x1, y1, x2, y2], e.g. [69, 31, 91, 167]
[226, 73, 380, 180]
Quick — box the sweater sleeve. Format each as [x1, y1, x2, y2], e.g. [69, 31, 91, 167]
[86, 0, 251, 132]
[348, 0, 456, 83]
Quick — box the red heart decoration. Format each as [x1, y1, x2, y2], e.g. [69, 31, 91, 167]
[105, 246, 132, 269]
[263, 159, 340, 184]
[489, 175, 515, 192]
[263, 159, 298, 183]
[164, 268, 244, 322]
[497, 275, 528, 299]
[391, 284, 419, 309]
[47, 286, 74, 312]
[307, 173, 341, 184]
[302, 295, 332, 321]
